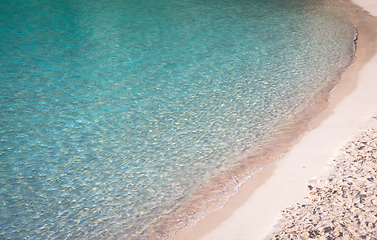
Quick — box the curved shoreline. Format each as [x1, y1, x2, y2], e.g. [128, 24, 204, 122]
[168, 0, 377, 239]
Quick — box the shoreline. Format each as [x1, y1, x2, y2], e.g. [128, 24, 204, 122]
[168, 0, 377, 239]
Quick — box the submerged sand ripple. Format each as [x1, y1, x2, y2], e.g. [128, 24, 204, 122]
[266, 118, 377, 240]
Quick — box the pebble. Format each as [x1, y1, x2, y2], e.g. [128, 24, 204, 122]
[265, 123, 377, 239]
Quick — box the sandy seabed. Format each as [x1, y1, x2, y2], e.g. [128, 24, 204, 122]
[169, 0, 377, 239]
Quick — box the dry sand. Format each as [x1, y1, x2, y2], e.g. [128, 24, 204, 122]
[265, 1, 377, 238]
[263, 1, 377, 237]
[169, 0, 377, 239]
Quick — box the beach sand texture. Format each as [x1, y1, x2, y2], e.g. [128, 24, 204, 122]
[169, 0, 377, 239]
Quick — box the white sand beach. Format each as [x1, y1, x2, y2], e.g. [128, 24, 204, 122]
[169, 0, 377, 239]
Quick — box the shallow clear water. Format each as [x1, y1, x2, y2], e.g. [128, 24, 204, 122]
[0, 0, 355, 238]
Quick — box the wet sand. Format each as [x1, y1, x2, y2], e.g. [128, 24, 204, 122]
[169, 0, 377, 239]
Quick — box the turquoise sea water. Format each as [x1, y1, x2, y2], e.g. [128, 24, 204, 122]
[1, 0, 355, 239]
